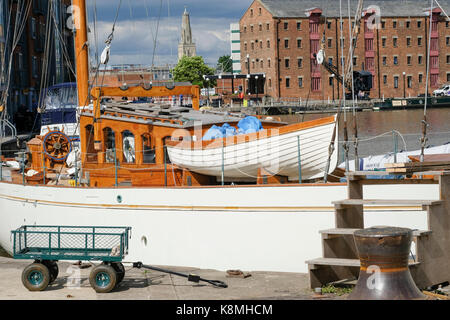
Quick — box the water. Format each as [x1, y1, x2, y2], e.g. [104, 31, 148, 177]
[280, 108, 450, 160]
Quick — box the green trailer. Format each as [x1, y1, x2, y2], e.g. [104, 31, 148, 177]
[12, 225, 227, 293]
[11, 226, 131, 293]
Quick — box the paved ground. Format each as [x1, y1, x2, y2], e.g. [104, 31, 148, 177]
[0, 257, 339, 300]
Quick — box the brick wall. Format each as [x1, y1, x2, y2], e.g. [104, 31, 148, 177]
[239, 1, 450, 100]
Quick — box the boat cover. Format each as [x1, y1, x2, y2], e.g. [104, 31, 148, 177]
[202, 116, 263, 141]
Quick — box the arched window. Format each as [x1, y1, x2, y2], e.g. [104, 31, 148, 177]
[122, 130, 135, 163]
[85, 125, 97, 163]
[142, 133, 155, 164]
[103, 127, 115, 163]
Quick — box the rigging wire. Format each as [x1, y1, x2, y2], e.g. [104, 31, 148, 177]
[168, 0, 173, 60]
[0, 2, 13, 128]
[50, 7, 76, 78]
[143, 0, 156, 51]
[36, 0, 54, 114]
[420, 0, 434, 162]
[0, 3, 13, 95]
[54, 0, 125, 185]
[1, 0, 32, 120]
[126, 0, 137, 34]
[338, 0, 350, 173]
[93, 0, 100, 68]
[151, 0, 164, 68]
[434, 0, 450, 24]
[347, 0, 359, 170]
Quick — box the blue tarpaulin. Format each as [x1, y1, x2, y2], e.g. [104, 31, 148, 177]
[202, 116, 263, 141]
[237, 116, 263, 134]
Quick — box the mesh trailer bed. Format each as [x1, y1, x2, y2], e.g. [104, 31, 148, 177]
[11, 226, 131, 293]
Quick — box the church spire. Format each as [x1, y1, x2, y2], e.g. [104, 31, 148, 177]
[178, 7, 196, 61]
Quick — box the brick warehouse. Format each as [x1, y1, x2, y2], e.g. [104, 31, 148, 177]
[239, 0, 450, 100]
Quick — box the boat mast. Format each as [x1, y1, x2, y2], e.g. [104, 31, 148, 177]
[73, 0, 90, 107]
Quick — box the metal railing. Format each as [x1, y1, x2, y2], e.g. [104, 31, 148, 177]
[0, 119, 17, 139]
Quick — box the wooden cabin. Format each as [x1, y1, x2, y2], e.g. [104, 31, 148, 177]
[77, 84, 285, 187]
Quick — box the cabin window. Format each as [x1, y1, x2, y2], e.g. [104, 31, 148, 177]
[122, 130, 135, 164]
[103, 127, 116, 163]
[142, 134, 156, 164]
[85, 125, 97, 163]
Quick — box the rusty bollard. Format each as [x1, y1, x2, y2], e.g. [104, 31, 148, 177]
[348, 227, 426, 300]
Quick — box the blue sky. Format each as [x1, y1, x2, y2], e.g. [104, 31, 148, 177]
[86, 0, 253, 67]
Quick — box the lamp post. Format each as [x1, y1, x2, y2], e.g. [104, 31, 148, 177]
[219, 74, 223, 107]
[246, 54, 250, 74]
[246, 54, 251, 96]
[331, 74, 335, 103]
[255, 75, 259, 104]
[403, 72, 406, 98]
[203, 75, 210, 107]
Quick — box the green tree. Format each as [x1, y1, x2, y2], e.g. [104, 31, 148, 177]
[217, 55, 233, 73]
[172, 56, 216, 88]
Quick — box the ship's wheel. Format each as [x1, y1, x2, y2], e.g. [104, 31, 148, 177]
[43, 131, 73, 162]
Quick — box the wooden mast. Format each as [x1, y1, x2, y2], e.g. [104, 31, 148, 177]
[73, 0, 90, 107]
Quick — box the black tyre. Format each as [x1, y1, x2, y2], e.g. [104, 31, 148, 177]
[89, 264, 117, 293]
[42, 261, 59, 284]
[111, 262, 125, 284]
[22, 263, 50, 292]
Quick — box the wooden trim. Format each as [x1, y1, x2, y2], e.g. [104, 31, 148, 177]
[0, 192, 426, 212]
[166, 115, 337, 150]
[0, 180, 344, 190]
[90, 85, 200, 110]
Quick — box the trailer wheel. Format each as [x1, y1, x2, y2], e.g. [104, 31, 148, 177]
[43, 261, 59, 284]
[111, 262, 125, 284]
[22, 263, 50, 291]
[89, 264, 117, 293]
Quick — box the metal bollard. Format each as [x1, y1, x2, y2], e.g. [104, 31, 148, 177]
[348, 227, 426, 300]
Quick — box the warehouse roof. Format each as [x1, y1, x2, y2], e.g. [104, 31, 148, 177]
[257, 0, 450, 18]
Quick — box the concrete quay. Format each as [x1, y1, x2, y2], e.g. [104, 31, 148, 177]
[0, 257, 338, 300]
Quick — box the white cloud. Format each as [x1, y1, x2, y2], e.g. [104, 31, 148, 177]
[88, 16, 233, 66]
[85, 0, 250, 66]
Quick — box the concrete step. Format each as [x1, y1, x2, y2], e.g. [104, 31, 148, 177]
[346, 171, 445, 181]
[333, 199, 443, 209]
[306, 258, 420, 270]
[320, 228, 431, 240]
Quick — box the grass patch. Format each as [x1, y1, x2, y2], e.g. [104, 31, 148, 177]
[321, 285, 353, 296]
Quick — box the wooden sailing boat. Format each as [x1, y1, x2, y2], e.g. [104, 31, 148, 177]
[0, 0, 441, 275]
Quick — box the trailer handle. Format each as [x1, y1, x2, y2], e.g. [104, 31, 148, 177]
[132, 262, 228, 288]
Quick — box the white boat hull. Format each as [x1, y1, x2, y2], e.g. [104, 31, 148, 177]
[167, 117, 338, 181]
[0, 182, 438, 273]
